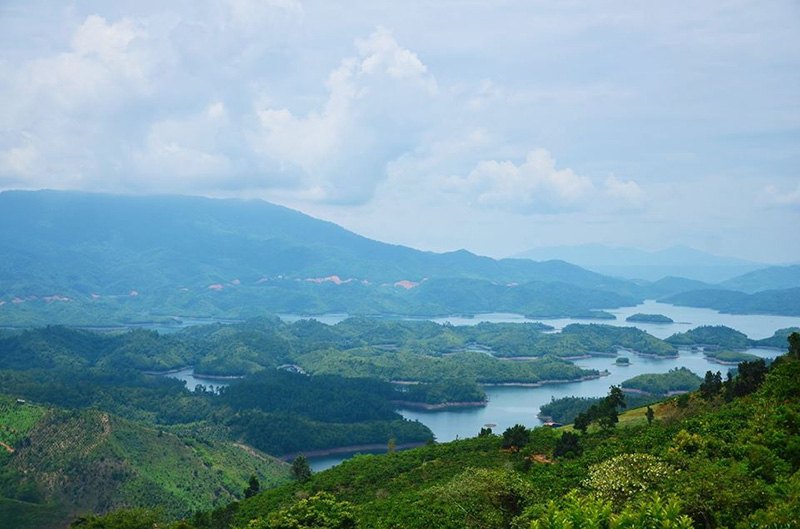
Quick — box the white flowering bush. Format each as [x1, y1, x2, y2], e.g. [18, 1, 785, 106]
[583, 453, 676, 504]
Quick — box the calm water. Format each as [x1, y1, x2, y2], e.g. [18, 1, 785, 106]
[425, 300, 800, 340]
[399, 346, 780, 443]
[160, 301, 799, 470]
[164, 367, 233, 393]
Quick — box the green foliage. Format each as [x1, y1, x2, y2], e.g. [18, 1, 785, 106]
[553, 432, 581, 459]
[529, 493, 692, 529]
[625, 313, 674, 323]
[621, 367, 702, 395]
[257, 492, 356, 529]
[291, 456, 312, 483]
[539, 394, 659, 424]
[703, 349, 759, 364]
[502, 424, 530, 449]
[583, 453, 676, 504]
[699, 371, 723, 400]
[244, 476, 260, 499]
[666, 325, 751, 349]
[69, 508, 163, 528]
[664, 288, 800, 317]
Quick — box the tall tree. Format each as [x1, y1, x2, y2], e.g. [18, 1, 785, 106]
[291, 455, 312, 482]
[244, 475, 260, 498]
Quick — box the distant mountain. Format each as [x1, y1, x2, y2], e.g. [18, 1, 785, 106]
[638, 276, 721, 299]
[0, 191, 638, 325]
[719, 265, 800, 294]
[662, 287, 800, 317]
[512, 244, 765, 282]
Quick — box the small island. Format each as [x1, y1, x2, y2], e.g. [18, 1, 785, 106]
[621, 367, 702, 395]
[615, 356, 630, 365]
[704, 349, 760, 365]
[570, 310, 617, 320]
[626, 313, 674, 323]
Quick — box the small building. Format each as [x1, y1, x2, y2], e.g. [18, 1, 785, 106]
[15, 399, 26, 405]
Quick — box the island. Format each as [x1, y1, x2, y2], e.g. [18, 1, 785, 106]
[621, 367, 702, 395]
[704, 350, 760, 365]
[626, 313, 674, 323]
[615, 356, 630, 365]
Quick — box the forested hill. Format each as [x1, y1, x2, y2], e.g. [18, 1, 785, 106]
[0, 190, 624, 290]
[80, 340, 800, 529]
[0, 190, 640, 325]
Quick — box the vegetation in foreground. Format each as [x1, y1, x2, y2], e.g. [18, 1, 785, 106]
[74, 334, 800, 528]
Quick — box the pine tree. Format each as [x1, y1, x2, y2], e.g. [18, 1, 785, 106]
[244, 475, 260, 498]
[291, 454, 312, 482]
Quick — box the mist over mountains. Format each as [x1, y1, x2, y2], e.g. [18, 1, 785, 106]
[0, 190, 797, 325]
[513, 244, 767, 282]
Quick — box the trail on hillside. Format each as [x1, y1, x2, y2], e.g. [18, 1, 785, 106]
[0, 440, 14, 453]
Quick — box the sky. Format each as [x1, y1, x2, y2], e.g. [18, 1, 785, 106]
[1, 0, 798, 262]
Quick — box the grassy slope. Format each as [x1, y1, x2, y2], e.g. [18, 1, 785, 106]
[0, 400, 291, 528]
[212, 356, 799, 528]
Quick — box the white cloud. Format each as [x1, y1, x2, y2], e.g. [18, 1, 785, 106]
[603, 174, 646, 209]
[135, 102, 234, 184]
[249, 26, 437, 203]
[439, 149, 645, 214]
[759, 183, 800, 210]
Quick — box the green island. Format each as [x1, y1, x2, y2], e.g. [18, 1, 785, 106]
[620, 367, 703, 395]
[73, 339, 800, 529]
[666, 325, 751, 350]
[704, 349, 760, 365]
[538, 393, 660, 423]
[615, 356, 630, 365]
[625, 313, 674, 323]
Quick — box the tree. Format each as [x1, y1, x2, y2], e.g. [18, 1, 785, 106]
[788, 331, 800, 359]
[501, 424, 530, 449]
[607, 385, 627, 409]
[646, 406, 655, 425]
[573, 412, 590, 434]
[291, 455, 312, 482]
[554, 431, 582, 458]
[262, 492, 356, 529]
[700, 370, 723, 400]
[244, 475, 260, 499]
[478, 427, 493, 437]
[387, 438, 396, 453]
[729, 359, 768, 398]
[595, 400, 619, 430]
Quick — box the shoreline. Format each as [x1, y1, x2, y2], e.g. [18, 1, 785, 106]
[193, 373, 245, 380]
[392, 400, 487, 410]
[280, 441, 426, 461]
[142, 366, 193, 376]
[622, 387, 689, 396]
[481, 372, 609, 387]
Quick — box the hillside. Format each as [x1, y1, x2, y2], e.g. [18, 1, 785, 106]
[719, 264, 800, 293]
[158, 347, 798, 529]
[513, 244, 763, 282]
[0, 397, 291, 528]
[662, 287, 800, 317]
[0, 191, 640, 325]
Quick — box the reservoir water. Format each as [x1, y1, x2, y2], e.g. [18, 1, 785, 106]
[160, 301, 798, 471]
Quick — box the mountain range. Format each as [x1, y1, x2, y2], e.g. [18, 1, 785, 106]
[512, 244, 768, 282]
[0, 190, 798, 325]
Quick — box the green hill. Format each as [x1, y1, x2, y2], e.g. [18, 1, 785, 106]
[0, 191, 642, 326]
[662, 288, 800, 317]
[164, 350, 798, 529]
[0, 397, 291, 528]
[719, 264, 800, 293]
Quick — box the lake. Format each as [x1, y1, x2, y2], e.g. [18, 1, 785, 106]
[160, 301, 799, 471]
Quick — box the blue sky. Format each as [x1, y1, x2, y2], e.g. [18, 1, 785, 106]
[1, 0, 798, 262]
